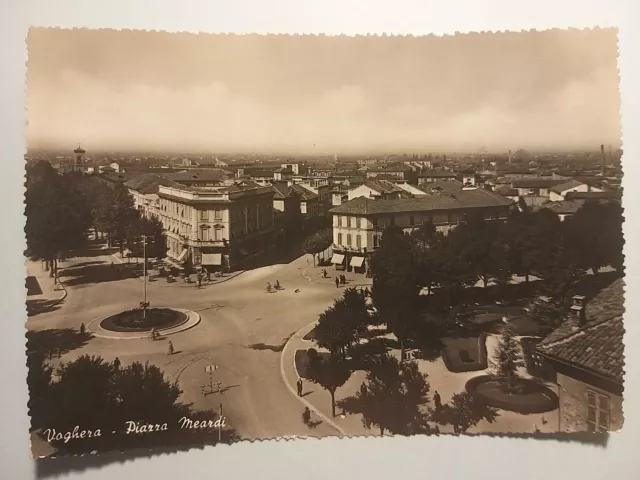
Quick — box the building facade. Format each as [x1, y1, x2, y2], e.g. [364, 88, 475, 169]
[329, 189, 512, 274]
[536, 279, 625, 432]
[154, 184, 275, 271]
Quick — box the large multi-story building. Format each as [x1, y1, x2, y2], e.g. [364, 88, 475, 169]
[329, 188, 512, 274]
[153, 183, 275, 271]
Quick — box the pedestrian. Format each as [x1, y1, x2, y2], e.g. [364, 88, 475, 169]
[113, 357, 121, 371]
[297, 378, 303, 397]
[360, 383, 367, 396]
[434, 390, 442, 410]
[168, 341, 174, 355]
[434, 425, 440, 434]
[79, 323, 86, 336]
[275, 280, 281, 290]
[302, 407, 311, 426]
[335, 277, 340, 288]
[151, 327, 157, 341]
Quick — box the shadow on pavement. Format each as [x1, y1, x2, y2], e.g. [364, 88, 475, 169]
[25, 276, 43, 296]
[26, 299, 65, 317]
[60, 263, 139, 287]
[26, 328, 93, 357]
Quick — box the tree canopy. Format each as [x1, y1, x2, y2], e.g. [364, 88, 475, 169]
[339, 355, 430, 436]
[302, 228, 333, 265]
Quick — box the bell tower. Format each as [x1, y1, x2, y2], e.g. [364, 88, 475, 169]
[73, 144, 86, 172]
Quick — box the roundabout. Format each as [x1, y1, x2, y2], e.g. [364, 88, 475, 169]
[87, 307, 201, 340]
[465, 375, 559, 414]
[101, 307, 188, 332]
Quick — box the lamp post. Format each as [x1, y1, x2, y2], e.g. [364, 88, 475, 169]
[139, 235, 150, 319]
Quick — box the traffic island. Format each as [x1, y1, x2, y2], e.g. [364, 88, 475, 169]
[88, 307, 200, 340]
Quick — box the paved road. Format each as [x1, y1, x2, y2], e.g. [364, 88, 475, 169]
[27, 249, 359, 441]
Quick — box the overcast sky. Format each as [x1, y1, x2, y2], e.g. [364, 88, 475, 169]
[26, 28, 621, 154]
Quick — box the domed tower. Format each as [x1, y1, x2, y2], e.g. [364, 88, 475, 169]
[73, 144, 86, 172]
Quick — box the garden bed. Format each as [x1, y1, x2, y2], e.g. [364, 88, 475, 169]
[441, 334, 488, 373]
[465, 375, 559, 414]
[100, 308, 187, 333]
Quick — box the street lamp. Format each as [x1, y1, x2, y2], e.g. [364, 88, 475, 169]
[139, 235, 151, 319]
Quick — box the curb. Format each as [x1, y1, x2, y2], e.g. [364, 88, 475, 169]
[279, 319, 347, 436]
[27, 278, 68, 316]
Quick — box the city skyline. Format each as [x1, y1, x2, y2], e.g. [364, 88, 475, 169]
[27, 28, 621, 154]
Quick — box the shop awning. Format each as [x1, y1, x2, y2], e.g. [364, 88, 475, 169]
[331, 254, 345, 264]
[350, 256, 365, 268]
[176, 249, 188, 262]
[201, 253, 222, 265]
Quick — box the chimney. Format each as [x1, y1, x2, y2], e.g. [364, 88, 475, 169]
[600, 144, 606, 175]
[570, 295, 587, 324]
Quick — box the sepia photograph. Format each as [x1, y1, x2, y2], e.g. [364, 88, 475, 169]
[24, 27, 624, 458]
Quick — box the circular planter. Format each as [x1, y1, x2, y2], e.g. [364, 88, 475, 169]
[465, 375, 559, 414]
[100, 307, 188, 333]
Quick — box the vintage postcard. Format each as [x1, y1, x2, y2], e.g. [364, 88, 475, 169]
[25, 27, 624, 458]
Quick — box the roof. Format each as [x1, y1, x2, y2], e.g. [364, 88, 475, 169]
[542, 200, 585, 215]
[495, 187, 519, 197]
[97, 172, 136, 184]
[73, 146, 86, 154]
[361, 179, 405, 195]
[423, 180, 464, 194]
[512, 179, 566, 189]
[124, 173, 182, 194]
[330, 188, 512, 215]
[565, 191, 620, 200]
[272, 182, 291, 199]
[289, 183, 318, 201]
[165, 169, 231, 183]
[550, 179, 585, 194]
[418, 170, 457, 178]
[537, 278, 625, 384]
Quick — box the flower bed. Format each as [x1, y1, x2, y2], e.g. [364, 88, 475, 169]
[441, 334, 488, 373]
[100, 308, 187, 333]
[465, 375, 559, 414]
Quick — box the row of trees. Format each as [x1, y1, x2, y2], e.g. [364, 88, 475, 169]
[26, 161, 168, 275]
[370, 200, 624, 356]
[302, 228, 333, 266]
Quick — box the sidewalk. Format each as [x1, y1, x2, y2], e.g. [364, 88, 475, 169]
[280, 320, 372, 437]
[25, 260, 67, 316]
[300, 264, 373, 289]
[111, 252, 246, 288]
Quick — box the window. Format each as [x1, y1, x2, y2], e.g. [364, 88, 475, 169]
[360, 217, 367, 229]
[409, 215, 414, 226]
[356, 235, 361, 249]
[200, 210, 209, 221]
[372, 218, 378, 229]
[347, 234, 352, 246]
[201, 228, 209, 242]
[587, 390, 611, 432]
[338, 233, 343, 245]
[214, 228, 223, 241]
[214, 209, 222, 220]
[337, 216, 342, 227]
[349, 217, 355, 228]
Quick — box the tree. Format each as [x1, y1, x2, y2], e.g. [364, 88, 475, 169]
[302, 229, 332, 266]
[315, 288, 370, 359]
[432, 392, 499, 433]
[126, 214, 167, 262]
[564, 200, 624, 275]
[491, 323, 524, 390]
[339, 355, 430, 435]
[107, 184, 138, 255]
[27, 354, 236, 453]
[308, 355, 352, 417]
[370, 227, 421, 361]
[25, 161, 92, 276]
